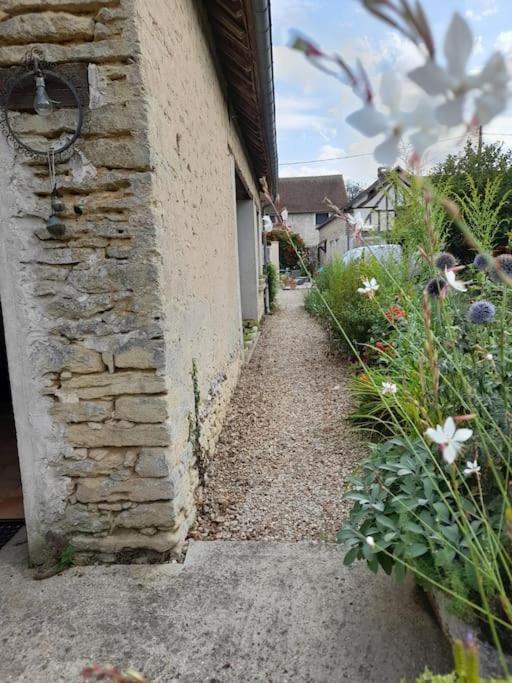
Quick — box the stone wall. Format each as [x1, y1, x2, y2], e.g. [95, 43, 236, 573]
[0, 0, 261, 563]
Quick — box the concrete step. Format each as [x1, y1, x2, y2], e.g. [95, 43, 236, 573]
[0, 533, 450, 682]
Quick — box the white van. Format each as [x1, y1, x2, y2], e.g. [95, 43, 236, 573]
[342, 244, 402, 265]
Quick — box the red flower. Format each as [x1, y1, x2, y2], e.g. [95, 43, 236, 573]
[384, 305, 406, 323]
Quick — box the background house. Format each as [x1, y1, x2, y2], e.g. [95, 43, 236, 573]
[345, 166, 410, 241]
[317, 215, 350, 267]
[317, 167, 411, 266]
[0, 0, 277, 564]
[273, 175, 348, 253]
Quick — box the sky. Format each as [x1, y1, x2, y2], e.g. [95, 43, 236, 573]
[271, 0, 512, 186]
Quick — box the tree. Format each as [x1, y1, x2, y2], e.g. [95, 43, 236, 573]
[431, 140, 512, 260]
[266, 228, 306, 269]
[345, 180, 364, 202]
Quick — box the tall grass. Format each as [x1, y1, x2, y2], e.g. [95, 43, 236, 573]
[285, 178, 512, 676]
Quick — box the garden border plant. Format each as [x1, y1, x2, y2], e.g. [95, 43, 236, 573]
[259, 3, 512, 676]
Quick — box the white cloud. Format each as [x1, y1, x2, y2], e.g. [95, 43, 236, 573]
[496, 31, 512, 56]
[318, 144, 346, 160]
[276, 94, 337, 138]
[271, 0, 315, 24]
[465, 0, 497, 21]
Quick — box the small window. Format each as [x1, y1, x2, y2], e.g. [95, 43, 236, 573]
[316, 212, 329, 225]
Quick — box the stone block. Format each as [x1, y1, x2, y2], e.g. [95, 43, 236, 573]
[0, 38, 133, 67]
[115, 501, 174, 529]
[75, 476, 174, 503]
[88, 448, 138, 467]
[60, 370, 166, 400]
[68, 259, 146, 294]
[67, 421, 170, 447]
[62, 503, 111, 533]
[63, 345, 105, 373]
[96, 6, 127, 23]
[134, 449, 169, 477]
[0, 12, 94, 45]
[77, 133, 151, 171]
[71, 528, 181, 553]
[46, 293, 113, 320]
[115, 395, 167, 423]
[0, 0, 117, 12]
[106, 245, 132, 259]
[114, 341, 163, 369]
[52, 400, 112, 423]
[63, 459, 129, 477]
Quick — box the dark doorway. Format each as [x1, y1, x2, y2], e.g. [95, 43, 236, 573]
[0, 303, 23, 520]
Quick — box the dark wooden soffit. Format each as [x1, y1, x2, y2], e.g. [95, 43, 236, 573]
[206, 0, 274, 192]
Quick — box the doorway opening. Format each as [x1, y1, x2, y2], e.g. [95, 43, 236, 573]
[235, 170, 259, 323]
[0, 302, 23, 524]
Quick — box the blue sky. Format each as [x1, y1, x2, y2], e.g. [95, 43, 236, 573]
[271, 0, 512, 184]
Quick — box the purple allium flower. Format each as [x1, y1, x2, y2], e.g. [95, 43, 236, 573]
[425, 277, 447, 298]
[468, 300, 496, 324]
[473, 253, 489, 271]
[495, 254, 512, 279]
[434, 252, 457, 270]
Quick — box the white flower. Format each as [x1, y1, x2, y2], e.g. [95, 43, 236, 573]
[445, 267, 467, 292]
[485, 353, 494, 361]
[463, 459, 481, 477]
[408, 13, 509, 127]
[382, 381, 397, 395]
[262, 215, 273, 231]
[366, 536, 375, 548]
[346, 72, 438, 164]
[357, 277, 379, 297]
[347, 211, 366, 230]
[425, 417, 473, 465]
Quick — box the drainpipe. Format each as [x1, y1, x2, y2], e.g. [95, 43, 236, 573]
[252, 0, 278, 196]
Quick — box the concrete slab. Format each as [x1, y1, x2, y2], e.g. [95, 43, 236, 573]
[0, 532, 451, 682]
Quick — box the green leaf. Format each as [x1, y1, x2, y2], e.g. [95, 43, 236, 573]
[405, 521, 424, 535]
[433, 501, 450, 523]
[441, 525, 459, 544]
[394, 561, 406, 582]
[435, 547, 456, 568]
[376, 514, 396, 530]
[345, 492, 370, 503]
[367, 556, 379, 573]
[423, 478, 433, 501]
[406, 543, 429, 558]
[362, 542, 375, 560]
[378, 552, 395, 575]
[343, 547, 360, 566]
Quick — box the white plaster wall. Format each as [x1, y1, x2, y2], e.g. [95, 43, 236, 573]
[0, 138, 70, 562]
[318, 217, 348, 266]
[287, 213, 318, 247]
[269, 241, 280, 273]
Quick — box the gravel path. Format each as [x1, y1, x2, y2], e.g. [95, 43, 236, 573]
[193, 289, 366, 542]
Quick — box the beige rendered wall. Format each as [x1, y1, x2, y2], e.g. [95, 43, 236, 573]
[318, 217, 348, 266]
[134, 0, 262, 463]
[0, 0, 261, 564]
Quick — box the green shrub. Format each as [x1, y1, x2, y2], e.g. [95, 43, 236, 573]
[305, 255, 416, 355]
[266, 228, 306, 269]
[339, 436, 501, 618]
[264, 262, 278, 310]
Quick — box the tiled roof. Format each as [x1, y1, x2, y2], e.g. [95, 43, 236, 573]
[277, 175, 347, 213]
